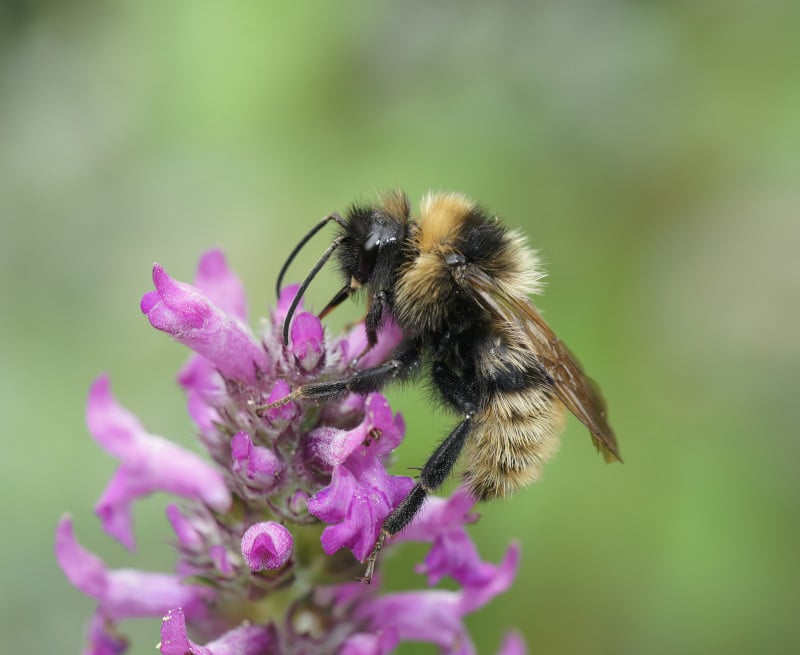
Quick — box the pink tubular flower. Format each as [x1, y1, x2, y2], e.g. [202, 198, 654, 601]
[497, 631, 528, 655]
[289, 312, 325, 371]
[83, 610, 128, 655]
[230, 431, 285, 498]
[160, 607, 276, 655]
[306, 393, 414, 561]
[395, 486, 503, 588]
[262, 379, 298, 424]
[192, 249, 248, 320]
[338, 316, 404, 369]
[87, 375, 230, 550]
[176, 250, 249, 438]
[55, 516, 209, 623]
[340, 629, 399, 655]
[58, 249, 523, 655]
[141, 262, 269, 383]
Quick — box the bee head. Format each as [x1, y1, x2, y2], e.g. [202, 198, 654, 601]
[276, 192, 411, 345]
[338, 204, 406, 291]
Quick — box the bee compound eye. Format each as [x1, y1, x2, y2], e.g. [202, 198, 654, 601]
[356, 231, 381, 282]
[364, 230, 381, 253]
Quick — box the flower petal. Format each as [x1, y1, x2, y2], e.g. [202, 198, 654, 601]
[160, 607, 277, 655]
[357, 590, 474, 655]
[272, 284, 301, 328]
[306, 394, 404, 467]
[193, 249, 247, 320]
[209, 545, 235, 576]
[396, 486, 477, 542]
[83, 610, 128, 655]
[263, 379, 298, 424]
[165, 504, 204, 551]
[496, 631, 528, 655]
[85, 374, 143, 457]
[309, 463, 356, 525]
[289, 312, 325, 371]
[339, 316, 404, 369]
[55, 515, 107, 599]
[230, 432, 285, 493]
[456, 542, 521, 614]
[340, 628, 399, 655]
[395, 487, 493, 587]
[176, 355, 224, 435]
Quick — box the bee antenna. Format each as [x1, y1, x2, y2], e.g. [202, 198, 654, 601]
[275, 212, 347, 298]
[283, 235, 346, 345]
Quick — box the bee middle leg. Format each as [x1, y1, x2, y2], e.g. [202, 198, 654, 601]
[361, 362, 477, 582]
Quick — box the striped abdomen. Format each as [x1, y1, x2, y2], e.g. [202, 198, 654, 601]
[465, 386, 565, 500]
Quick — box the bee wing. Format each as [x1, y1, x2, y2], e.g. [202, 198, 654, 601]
[463, 265, 622, 463]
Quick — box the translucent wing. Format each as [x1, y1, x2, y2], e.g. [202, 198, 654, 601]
[464, 266, 622, 462]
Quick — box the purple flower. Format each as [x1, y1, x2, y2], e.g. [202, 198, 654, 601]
[338, 316, 404, 368]
[241, 522, 293, 571]
[192, 249, 248, 320]
[177, 354, 224, 437]
[141, 262, 269, 383]
[176, 250, 249, 438]
[160, 607, 276, 655]
[497, 631, 528, 655]
[82, 611, 128, 655]
[58, 249, 523, 655]
[230, 431, 285, 496]
[306, 393, 414, 561]
[340, 629, 399, 655]
[262, 379, 298, 424]
[86, 375, 230, 549]
[396, 486, 502, 588]
[165, 504, 204, 552]
[289, 311, 325, 371]
[55, 516, 210, 623]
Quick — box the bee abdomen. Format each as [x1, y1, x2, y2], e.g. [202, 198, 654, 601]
[464, 395, 565, 501]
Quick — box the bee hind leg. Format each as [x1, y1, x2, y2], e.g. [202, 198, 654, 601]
[361, 363, 477, 583]
[360, 412, 475, 583]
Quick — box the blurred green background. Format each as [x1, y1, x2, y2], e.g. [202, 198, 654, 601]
[2, 1, 798, 653]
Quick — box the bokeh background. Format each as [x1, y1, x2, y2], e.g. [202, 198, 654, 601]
[2, 1, 798, 653]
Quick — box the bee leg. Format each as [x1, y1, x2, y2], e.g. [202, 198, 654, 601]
[258, 387, 303, 410]
[270, 340, 421, 409]
[361, 363, 476, 583]
[347, 290, 386, 365]
[365, 290, 388, 342]
[360, 412, 475, 583]
[431, 362, 478, 414]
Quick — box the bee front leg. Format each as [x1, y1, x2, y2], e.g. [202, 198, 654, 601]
[348, 289, 391, 366]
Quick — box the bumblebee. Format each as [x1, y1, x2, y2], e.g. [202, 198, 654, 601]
[271, 190, 621, 581]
